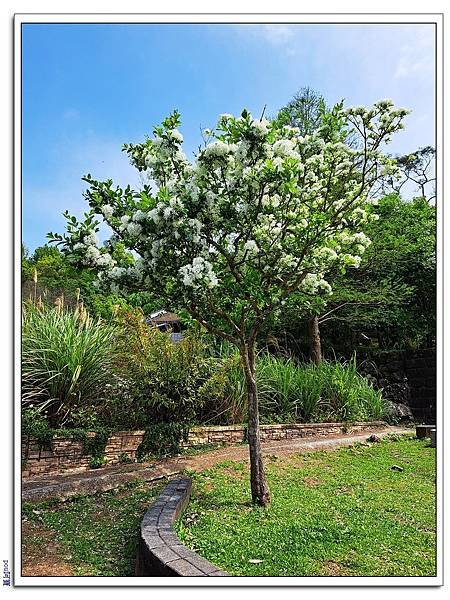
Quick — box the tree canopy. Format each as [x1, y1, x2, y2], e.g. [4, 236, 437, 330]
[49, 99, 408, 505]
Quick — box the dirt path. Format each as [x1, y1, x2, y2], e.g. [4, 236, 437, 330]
[21, 520, 75, 577]
[22, 426, 411, 503]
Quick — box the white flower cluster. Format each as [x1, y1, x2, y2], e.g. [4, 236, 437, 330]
[126, 222, 142, 237]
[272, 139, 298, 159]
[133, 210, 146, 223]
[313, 246, 338, 266]
[342, 254, 362, 268]
[201, 140, 236, 159]
[101, 205, 114, 219]
[346, 101, 409, 136]
[243, 239, 259, 254]
[179, 257, 219, 289]
[71, 231, 116, 271]
[169, 129, 183, 143]
[67, 102, 407, 311]
[110, 266, 126, 280]
[250, 118, 270, 137]
[119, 215, 130, 232]
[300, 273, 332, 295]
[84, 232, 98, 246]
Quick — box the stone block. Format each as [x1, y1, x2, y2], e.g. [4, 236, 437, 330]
[167, 559, 204, 576]
[416, 424, 435, 439]
[430, 429, 436, 448]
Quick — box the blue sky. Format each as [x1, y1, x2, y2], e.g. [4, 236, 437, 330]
[22, 22, 436, 251]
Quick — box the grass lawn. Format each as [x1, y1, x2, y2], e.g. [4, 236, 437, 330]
[175, 436, 436, 577]
[22, 480, 163, 576]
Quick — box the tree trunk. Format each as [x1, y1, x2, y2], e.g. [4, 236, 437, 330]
[308, 314, 322, 365]
[241, 343, 271, 507]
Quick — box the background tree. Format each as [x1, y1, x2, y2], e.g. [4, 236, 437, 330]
[274, 87, 330, 361]
[265, 193, 436, 357]
[50, 100, 407, 506]
[336, 193, 436, 350]
[378, 146, 436, 203]
[275, 86, 326, 135]
[21, 245, 92, 305]
[21, 243, 167, 319]
[274, 88, 362, 362]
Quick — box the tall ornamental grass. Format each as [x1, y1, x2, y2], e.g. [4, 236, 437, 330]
[219, 352, 385, 424]
[22, 302, 117, 426]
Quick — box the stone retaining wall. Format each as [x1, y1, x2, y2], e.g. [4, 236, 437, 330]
[359, 349, 436, 422]
[182, 421, 386, 447]
[22, 421, 386, 478]
[21, 430, 145, 478]
[135, 477, 228, 577]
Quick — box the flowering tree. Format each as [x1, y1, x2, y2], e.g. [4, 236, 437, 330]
[49, 100, 408, 506]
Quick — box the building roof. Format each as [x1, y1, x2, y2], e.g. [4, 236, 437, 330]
[147, 310, 181, 324]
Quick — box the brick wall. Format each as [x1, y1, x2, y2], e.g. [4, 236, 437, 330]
[22, 421, 385, 478]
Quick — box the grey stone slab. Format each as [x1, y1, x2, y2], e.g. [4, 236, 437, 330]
[142, 537, 166, 551]
[157, 515, 175, 529]
[141, 513, 160, 527]
[151, 544, 181, 564]
[170, 544, 198, 560]
[169, 545, 220, 574]
[167, 559, 205, 576]
[141, 524, 159, 536]
[187, 555, 222, 575]
[158, 530, 182, 547]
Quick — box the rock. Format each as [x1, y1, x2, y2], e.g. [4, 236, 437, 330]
[386, 401, 413, 421]
[365, 374, 378, 386]
[367, 434, 381, 443]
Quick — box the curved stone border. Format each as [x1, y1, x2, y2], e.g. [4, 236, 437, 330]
[135, 477, 228, 577]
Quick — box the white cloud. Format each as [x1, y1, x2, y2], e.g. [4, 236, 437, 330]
[394, 27, 435, 80]
[234, 23, 298, 53]
[395, 53, 434, 80]
[259, 24, 295, 45]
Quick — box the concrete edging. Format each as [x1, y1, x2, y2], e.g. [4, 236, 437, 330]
[135, 477, 228, 577]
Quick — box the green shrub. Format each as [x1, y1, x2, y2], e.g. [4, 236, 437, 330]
[111, 310, 228, 427]
[89, 455, 108, 469]
[216, 354, 249, 424]
[21, 301, 385, 432]
[22, 406, 54, 450]
[86, 293, 131, 320]
[136, 422, 189, 459]
[22, 302, 118, 427]
[118, 453, 134, 464]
